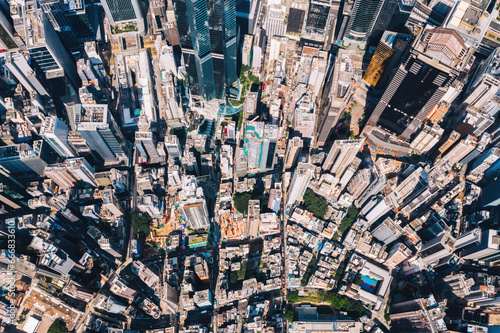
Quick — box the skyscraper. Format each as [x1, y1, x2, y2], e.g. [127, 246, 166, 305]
[74, 104, 128, 166]
[347, 168, 371, 199]
[343, 0, 385, 42]
[101, 0, 146, 35]
[11, 0, 79, 86]
[322, 139, 363, 178]
[460, 229, 500, 264]
[39, 0, 79, 53]
[362, 31, 410, 88]
[366, 28, 468, 140]
[40, 116, 76, 159]
[286, 162, 315, 208]
[0, 142, 51, 177]
[420, 231, 456, 266]
[467, 148, 500, 183]
[172, 0, 237, 100]
[164, 135, 182, 162]
[179, 176, 210, 229]
[284, 137, 303, 169]
[45, 158, 97, 189]
[316, 49, 357, 147]
[436, 135, 477, 172]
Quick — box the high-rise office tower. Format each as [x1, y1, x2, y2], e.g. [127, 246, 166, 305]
[366, 28, 468, 140]
[286, 162, 315, 207]
[236, 0, 260, 36]
[101, 189, 125, 217]
[433, 130, 461, 161]
[385, 242, 413, 268]
[481, 156, 500, 184]
[409, 124, 444, 156]
[355, 174, 387, 208]
[347, 168, 371, 199]
[181, 150, 199, 176]
[165, 135, 182, 162]
[462, 48, 500, 112]
[39, 0, 79, 53]
[322, 139, 363, 178]
[0, 168, 29, 212]
[179, 176, 210, 229]
[45, 158, 96, 189]
[172, 0, 237, 101]
[61, 0, 99, 42]
[419, 231, 456, 266]
[284, 137, 303, 169]
[363, 31, 411, 89]
[136, 132, 163, 165]
[316, 49, 356, 147]
[44, 164, 76, 189]
[371, 217, 403, 245]
[260, 124, 279, 171]
[460, 229, 500, 264]
[4, 51, 51, 101]
[436, 135, 477, 172]
[40, 116, 76, 159]
[264, 3, 287, 38]
[301, 0, 337, 48]
[11, 0, 79, 86]
[467, 148, 500, 183]
[343, 0, 385, 42]
[101, 0, 146, 35]
[74, 104, 128, 166]
[0, 142, 52, 177]
[65, 158, 97, 186]
[479, 178, 500, 208]
[21, 141, 54, 176]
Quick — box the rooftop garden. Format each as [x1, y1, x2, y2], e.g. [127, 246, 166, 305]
[111, 23, 138, 34]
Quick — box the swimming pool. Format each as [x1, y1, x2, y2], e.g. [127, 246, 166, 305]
[360, 274, 379, 294]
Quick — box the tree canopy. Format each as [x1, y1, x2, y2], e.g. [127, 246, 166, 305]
[48, 320, 68, 333]
[303, 188, 328, 219]
[233, 192, 252, 215]
[337, 206, 359, 235]
[131, 212, 150, 236]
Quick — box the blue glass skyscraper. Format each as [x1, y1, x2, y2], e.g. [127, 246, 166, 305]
[173, 0, 238, 101]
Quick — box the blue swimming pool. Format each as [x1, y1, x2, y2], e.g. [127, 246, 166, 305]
[360, 275, 379, 294]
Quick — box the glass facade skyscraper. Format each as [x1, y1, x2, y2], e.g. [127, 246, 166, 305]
[101, 0, 145, 35]
[173, 0, 238, 101]
[366, 28, 466, 140]
[344, 0, 385, 41]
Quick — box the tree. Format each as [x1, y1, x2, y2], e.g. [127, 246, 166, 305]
[303, 188, 328, 219]
[240, 64, 250, 74]
[247, 73, 260, 84]
[323, 292, 364, 317]
[301, 255, 317, 286]
[239, 74, 247, 84]
[229, 271, 238, 284]
[286, 291, 300, 303]
[48, 320, 68, 333]
[233, 192, 252, 215]
[338, 206, 359, 235]
[131, 213, 150, 236]
[284, 304, 295, 322]
[353, 272, 363, 285]
[334, 252, 351, 282]
[237, 265, 247, 280]
[199, 120, 208, 132]
[169, 127, 186, 140]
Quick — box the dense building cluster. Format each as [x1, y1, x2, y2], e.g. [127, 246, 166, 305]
[1, 0, 500, 331]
